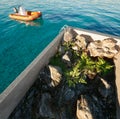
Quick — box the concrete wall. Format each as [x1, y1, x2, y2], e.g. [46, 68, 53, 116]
[0, 30, 64, 119]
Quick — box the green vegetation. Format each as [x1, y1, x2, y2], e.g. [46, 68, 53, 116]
[49, 41, 114, 87]
[65, 52, 113, 86]
[49, 53, 67, 72]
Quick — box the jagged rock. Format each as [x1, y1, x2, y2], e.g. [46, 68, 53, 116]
[76, 99, 94, 119]
[58, 45, 65, 55]
[103, 38, 117, 44]
[102, 38, 120, 54]
[48, 65, 62, 87]
[59, 107, 70, 119]
[38, 67, 52, 89]
[39, 93, 55, 118]
[72, 45, 79, 51]
[63, 27, 78, 43]
[87, 38, 120, 58]
[63, 88, 75, 102]
[62, 51, 72, 67]
[54, 85, 76, 119]
[75, 35, 87, 50]
[87, 40, 104, 57]
[58, 86, 76, 105]
[98, 77, 112, 98]
[80, 34, 94, 43]
[75, 34, 93, 50]
[76, 95, 104, 119]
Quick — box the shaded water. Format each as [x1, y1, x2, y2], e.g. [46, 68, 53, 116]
[0, 0, 120, 93]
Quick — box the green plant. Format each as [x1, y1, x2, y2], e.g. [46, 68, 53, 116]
[50, 41, 114, 87]
[65, 52, 114, 87]
[63, 41, 75, 51]
[96, 57, 113, 75]
[49, 53, 67, 72]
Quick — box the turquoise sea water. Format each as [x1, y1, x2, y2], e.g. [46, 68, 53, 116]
[0, 0, 120, 93]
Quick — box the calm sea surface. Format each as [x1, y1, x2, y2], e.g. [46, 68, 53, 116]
[0, 0, 120, 93]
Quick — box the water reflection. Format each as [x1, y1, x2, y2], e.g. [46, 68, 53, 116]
[17, 17, 44, 26]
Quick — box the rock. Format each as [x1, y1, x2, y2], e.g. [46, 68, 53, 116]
[55, 85, 76, 119]
[39, 67, 52, 89]
[87, 40, 103, 57]
[58, 45, 65, 55]
[63, 27, 78, 43]
[63, 88, 75, 102]
[11, 110, 22, 119]
[39, 93, 55, 118]
[102, 38, 120, 54]
[58, 87, 76, 105]
[87, 38, 120, 58]
[80, 34, 94, 43]
[48, 65, 62, 87]
[76, 95, 104, 119]
[103, 38, 117, 44]
[62, 51, 72, 67]
[72, 45, 79, 51]
[75, 35, 87, 50]
[98, 77, 112, 98]
[76, 95, 94, 119]
[59, 107, 69, 119]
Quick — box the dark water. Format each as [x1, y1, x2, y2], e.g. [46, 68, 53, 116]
[0, 0, 120, 93]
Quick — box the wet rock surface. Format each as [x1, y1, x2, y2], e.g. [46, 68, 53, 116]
[9, 28, 118, 119]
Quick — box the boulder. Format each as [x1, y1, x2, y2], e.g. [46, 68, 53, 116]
[58, 45, 65, 55]
[63, 27, 78, 43]
[76, 95, 104, 119]
[98, 77, 112, 98]
[49, 65, 62, 87]
[87, 38, 120, 58]
[75, 35, 87, 50]
[39, 93, 55, 118]
[62, 51, 72, 67]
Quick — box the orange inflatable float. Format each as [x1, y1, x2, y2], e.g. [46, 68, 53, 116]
[9, 11, 42, 21]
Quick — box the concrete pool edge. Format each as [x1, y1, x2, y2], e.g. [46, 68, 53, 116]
[0, 30, 64, 119]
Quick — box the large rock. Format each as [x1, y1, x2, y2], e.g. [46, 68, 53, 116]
[49, 65, 62, 87]
[74, 35, 87, 50]
[39, 93, 55, 118]
[98, 77, 112, 98]
[80, 34, 94, 43]
[62, 51, 72, 67]
[58, 45, 65, 55]
[87, 38, 120, 58]
[63, 27, 78, 43]
[76, 95, 104, 119]
[58, 86, 76, 105]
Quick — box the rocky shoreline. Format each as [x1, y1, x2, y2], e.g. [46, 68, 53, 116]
[9, 28, 119, 119]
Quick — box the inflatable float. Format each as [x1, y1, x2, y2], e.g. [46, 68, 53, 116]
[9, 11, 42, 21]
